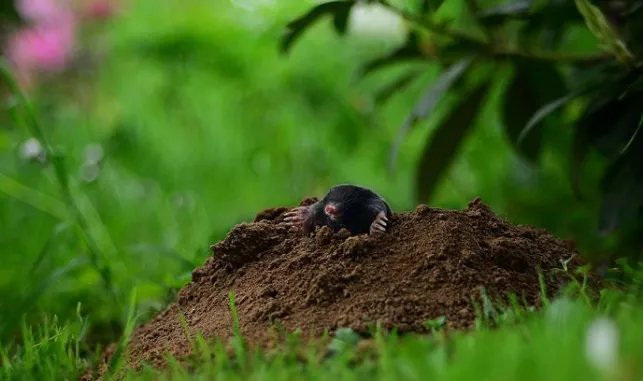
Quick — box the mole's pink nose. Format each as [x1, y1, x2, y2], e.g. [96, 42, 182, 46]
[324, 205, 337, 216]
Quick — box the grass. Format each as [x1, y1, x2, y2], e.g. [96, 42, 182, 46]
[2, 274, 643, 381]
[0, 0, 641, 379]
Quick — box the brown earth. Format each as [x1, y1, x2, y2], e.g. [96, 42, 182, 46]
[91, 197, 597, 376]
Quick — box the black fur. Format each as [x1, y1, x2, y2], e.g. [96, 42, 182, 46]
[301, 184, 392, 235]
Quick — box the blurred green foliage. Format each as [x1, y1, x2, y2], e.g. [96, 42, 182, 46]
[283, 0, 643, 258]
[0, 0, 637, 353]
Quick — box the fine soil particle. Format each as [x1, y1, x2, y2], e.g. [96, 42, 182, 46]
[96, 198, 596, 374]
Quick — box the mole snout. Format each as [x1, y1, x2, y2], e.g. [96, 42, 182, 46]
[283, 184, 392, 236]
[324, 203, 340, 219]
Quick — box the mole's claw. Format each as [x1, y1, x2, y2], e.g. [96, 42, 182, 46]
[369, 223, 386, 234]
[283, 206, 309, 231]
[369, 211, 389, 234]
[370, 225, 386, 234]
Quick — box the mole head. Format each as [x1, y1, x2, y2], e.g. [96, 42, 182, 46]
[322, 185, 360, 221]
[323, 202, 342, 221]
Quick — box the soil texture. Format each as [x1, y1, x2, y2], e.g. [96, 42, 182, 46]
[96, 197, 595, 374]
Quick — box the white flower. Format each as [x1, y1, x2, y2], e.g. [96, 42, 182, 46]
[585, 317, 619, 372]
[79, 162, 100, 183]
[20, 137, 42, 160]
[349, 2, 406, 39]
[83, 143, 104, 165]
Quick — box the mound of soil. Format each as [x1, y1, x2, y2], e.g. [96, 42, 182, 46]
[99, 197, 595, 373]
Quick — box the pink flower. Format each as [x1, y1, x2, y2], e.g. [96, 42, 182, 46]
[6, 0, 76, 74]
[16, 0, 69, 24]
[3, 0, 121, 89]
[84, 0, 119, 20]
[6, 23, 75, 72]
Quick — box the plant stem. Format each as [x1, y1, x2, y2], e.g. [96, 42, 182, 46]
[463, 0, 490, 41]
[0, 60, 118, 305]
[378, 0, 488, 45]
[493, 49, 610, 63]
[378, 0, 611, 65]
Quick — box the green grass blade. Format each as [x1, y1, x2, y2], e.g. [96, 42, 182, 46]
[0, 173, 68, 220]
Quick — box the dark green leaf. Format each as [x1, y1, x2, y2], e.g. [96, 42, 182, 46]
[567, 60, 622, 94]
[597, 121, 643, 235]
[133, 33, 219, 60]
[564, 70, 635, 189]
[360, 32, 426, 76]
[332, 2, 352, 33]
[414, 80, 490, 204]
[575, 0, 634, 66]
[280, 1, 356, 55]
[518, 3, 585, 46]
[389, 57, 473, 172]
[518, 92, 581, 145]
[570, 122, 591, 200]
[619, 114, 643, 156]
[422, 0, 445, 13]
[577, 79, 643, 233]
[622, 2, 643, 16]
[437, 39, 487, 61]
[406, 58, 473, 124]
[476, 0, 532, 26]
[502, 59, 567, 163]
[0, 1, 22, 23]
[579, 87, 643, 159]
[374, 70, 423, 104]
[623, 75, 643, 94]
[480, 1, 582, 30]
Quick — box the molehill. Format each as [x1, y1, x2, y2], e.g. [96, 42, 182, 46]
[98, 197, 596, 373]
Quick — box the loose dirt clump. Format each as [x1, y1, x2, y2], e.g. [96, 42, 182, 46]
[99, 198, 596, 373]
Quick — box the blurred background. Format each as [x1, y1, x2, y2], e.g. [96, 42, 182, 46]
[0, 0, 635, 349]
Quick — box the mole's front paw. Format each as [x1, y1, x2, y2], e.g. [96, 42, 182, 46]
[283, 206, 308, 231]
[369, 211, 388, 234]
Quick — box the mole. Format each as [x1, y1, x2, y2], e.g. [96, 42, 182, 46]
[283, 184, 392, 235]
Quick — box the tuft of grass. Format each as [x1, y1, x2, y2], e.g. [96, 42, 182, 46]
[105, 287, 141, 380]
[0, 315, 86, 380]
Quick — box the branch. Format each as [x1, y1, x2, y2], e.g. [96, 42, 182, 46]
[378, 0, 488, 46]
[378, 0, 612, 65]
[493, 50, 611, 63]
